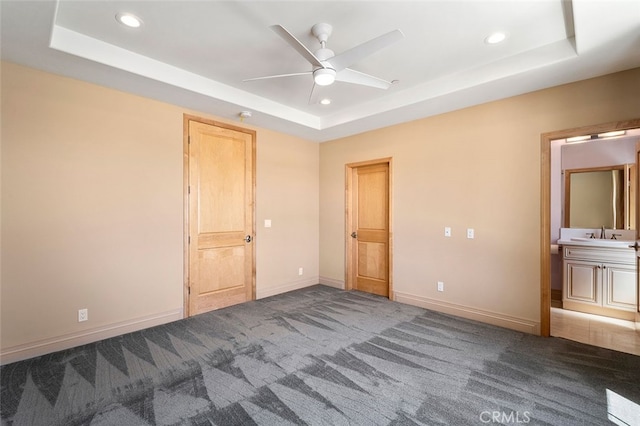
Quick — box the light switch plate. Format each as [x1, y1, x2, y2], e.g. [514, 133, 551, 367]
[444, 227, 451, 237]
[264, 219, 272, 228]
[467, 228, 475, 239]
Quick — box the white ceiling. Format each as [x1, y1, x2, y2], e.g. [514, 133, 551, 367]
[2, 0, 639, 142]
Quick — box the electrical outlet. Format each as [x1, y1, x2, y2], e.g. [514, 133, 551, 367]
[78, 308, 88, 322]
[437, 281, 444, 292]
[298, 267, 303, 276]
[264, 219, 272, 228]
[467, 228, 475, 239]
[444, 227, 451, 237]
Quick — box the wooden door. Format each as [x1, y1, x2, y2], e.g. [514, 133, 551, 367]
[186, 117, 255, 316]
[346, 160, 391, 297]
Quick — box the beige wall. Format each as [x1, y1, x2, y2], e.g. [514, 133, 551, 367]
[0, 62, 319, 359]
[320, 68, 640, 331]
[256, 128, 319, 297]
[3, 59, 639, 359]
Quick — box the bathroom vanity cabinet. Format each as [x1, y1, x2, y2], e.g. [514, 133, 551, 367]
[562, 244, 637, 319]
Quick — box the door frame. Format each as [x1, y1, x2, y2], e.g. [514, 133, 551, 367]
[345, 158, 393, 298]
[540, 118, 640, 336]
[183, 114, 256, 318]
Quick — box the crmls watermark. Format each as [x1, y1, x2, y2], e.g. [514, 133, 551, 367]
[480, 410, 531, 424]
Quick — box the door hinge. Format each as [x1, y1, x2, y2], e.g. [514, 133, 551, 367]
[188, 286, 191, 295]
[188, 186, 191, 194]
[188, 236, 191, 244]
[188, 135, 191, 144]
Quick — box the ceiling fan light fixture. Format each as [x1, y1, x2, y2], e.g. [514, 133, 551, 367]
[313, 68, 336, 86]
[116, 13, 143, 28]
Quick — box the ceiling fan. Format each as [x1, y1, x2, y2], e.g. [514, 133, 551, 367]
[244, 23, 404, 103]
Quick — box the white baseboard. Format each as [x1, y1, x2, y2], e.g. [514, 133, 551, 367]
[1, 309, 183, 365]
[256, 277, 320, 299]
[394, 291, 540, 335]
[319, 276, 344, 289]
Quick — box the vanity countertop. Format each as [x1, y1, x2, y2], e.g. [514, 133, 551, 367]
[557, 228, 636, 249]
[557, 238, 635, 249]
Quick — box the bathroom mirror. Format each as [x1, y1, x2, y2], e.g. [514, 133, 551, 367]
[564, 164, 635, 230]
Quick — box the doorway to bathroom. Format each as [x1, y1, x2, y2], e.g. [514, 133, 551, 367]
[541, 118, 640, 353]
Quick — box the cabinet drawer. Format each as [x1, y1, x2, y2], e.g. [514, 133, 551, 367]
[563, 246, 634, 264]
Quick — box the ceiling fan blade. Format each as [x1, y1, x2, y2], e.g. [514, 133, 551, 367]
[270, 25, 326, 69]
[243, 71, 311, 82]
[335, 68, 393, 89]
[328, 29, 404, 72]
[308, 83, 322, 105]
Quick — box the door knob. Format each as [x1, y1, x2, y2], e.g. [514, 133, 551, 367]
[245, 235, 252, 243]
[351, 232, 357, 239]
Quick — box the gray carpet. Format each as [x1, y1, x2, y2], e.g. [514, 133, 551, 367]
[1, 285, 639, 425]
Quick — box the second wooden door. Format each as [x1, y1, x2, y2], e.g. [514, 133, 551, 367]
[347, 160, 391, 297]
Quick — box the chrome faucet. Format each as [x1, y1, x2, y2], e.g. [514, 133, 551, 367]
[601, 225, 606, 239]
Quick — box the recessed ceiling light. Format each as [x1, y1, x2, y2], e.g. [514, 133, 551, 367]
[485, 32, 507, 45]
[320, 98, 331, 105]
[116, 13, 143, 28]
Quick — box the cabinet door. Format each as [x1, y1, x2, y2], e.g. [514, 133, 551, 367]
[564, 260, 600, 305]
[603, 264, 637, 311]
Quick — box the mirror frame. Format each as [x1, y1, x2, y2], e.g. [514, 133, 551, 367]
[563, 165, 627, 229]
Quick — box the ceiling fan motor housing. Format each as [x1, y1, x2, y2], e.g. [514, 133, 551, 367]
[315, 47, 334, 60]
[313, 47, 336, 85]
